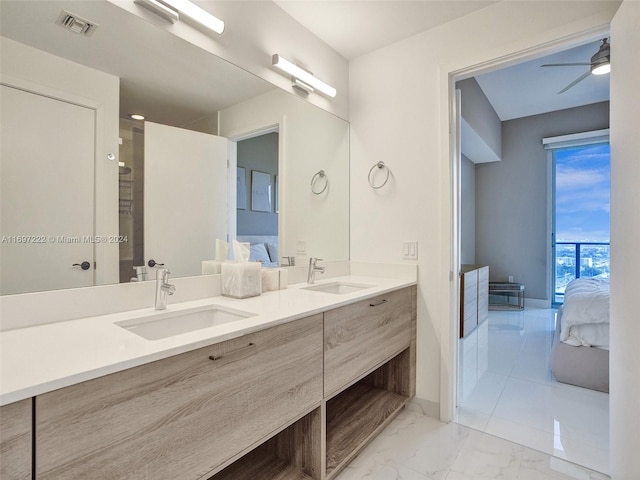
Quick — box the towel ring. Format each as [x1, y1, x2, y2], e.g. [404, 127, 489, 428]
[368, 161, 390, 189]
[311, 170, 329, 195]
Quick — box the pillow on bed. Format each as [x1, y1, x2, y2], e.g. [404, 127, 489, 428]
[266, 242, 278, 263]
[249, 243, 271, 264]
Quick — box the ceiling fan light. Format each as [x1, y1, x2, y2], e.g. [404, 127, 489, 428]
[591, 63, 611, 75]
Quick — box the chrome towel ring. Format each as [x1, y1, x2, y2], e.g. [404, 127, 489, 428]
[311, 170, 329, 195]
[368, 161, 390, 189]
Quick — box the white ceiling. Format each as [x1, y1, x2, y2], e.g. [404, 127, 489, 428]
[273, 0, 498, 60]
[475, 39, 610, 120]
[274, 1, 609, 120]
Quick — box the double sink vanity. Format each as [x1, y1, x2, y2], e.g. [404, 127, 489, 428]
[0, 273, 417, 480]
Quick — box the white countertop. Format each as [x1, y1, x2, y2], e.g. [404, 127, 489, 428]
[0, 275, 415, 406]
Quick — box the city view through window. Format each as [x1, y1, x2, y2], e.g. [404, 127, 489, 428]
[554, 143, 610, 303]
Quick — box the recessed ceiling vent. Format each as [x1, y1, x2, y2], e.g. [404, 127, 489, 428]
[56, 10, 99, 37]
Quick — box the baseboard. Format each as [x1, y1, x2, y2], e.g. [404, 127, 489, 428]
[525, 297, 552, 309]
[406, 396, 440, 418]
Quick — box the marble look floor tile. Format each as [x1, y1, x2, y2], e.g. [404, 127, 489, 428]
[446, 429, 523, 479]
[334, 410, 609, 480]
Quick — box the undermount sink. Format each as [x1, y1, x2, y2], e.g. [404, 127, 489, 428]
[116, 305, 256, 340]
[303, 281, 374, 295]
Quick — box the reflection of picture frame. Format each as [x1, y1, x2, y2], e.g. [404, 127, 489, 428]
[275, 175, 279, 213]
[237, 167, 247, 210]
[251, 170, 272, 212]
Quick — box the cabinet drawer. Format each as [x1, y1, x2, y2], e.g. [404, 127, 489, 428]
[324, 288, 412, 397]
[0, 399, 31, 480]
[36, 315, 323, 480]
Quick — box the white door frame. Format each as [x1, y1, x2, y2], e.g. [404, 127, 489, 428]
[444, 25, 611, 421]
[224, 118, 285, 250]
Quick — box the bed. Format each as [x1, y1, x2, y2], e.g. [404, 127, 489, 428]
[551, 277, 610, 393]
[236, 235, 279, 268]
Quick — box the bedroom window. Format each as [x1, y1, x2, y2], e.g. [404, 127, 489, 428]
[551, 142, 610, 304]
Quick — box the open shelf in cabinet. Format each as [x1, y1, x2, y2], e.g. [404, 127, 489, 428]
[210, 408, 321, 480]
[325, 349, 410, 479]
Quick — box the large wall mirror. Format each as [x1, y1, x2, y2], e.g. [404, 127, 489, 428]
[0, 0, 349, 295]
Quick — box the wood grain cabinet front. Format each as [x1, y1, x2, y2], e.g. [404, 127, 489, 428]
[35, 314, 324, 480]
[324, 288, 412, 397]
[0, 399, 32, 480]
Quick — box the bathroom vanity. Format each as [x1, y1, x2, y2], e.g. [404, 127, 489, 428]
[0, 277, 416, 480]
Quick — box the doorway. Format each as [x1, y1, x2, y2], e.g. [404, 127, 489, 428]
[450, 32, 611, 475]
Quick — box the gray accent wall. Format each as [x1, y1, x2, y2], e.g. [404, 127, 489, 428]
[475, 101, 609, 301]
[237, 132, 278, 235]
[461, 154, 476, 265]
[457, 77, 502, 163]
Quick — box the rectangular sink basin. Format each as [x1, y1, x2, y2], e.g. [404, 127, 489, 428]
[116, 305, 256, 340]
[303, 282, 374, 295]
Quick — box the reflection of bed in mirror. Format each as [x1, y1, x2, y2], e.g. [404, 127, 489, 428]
[551, 277, 610, 393]
[236, 235, 279, 268]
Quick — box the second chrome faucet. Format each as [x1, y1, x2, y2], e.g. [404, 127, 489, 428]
[155, 268, 176, 310]
[307, 257, 325, 284]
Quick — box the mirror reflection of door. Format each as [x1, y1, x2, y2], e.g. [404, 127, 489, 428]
[236, 132, 279, 267]
[1, 84, 96, 295]
[144, 121, 229, 278]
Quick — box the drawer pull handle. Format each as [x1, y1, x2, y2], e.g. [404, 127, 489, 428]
[369, 299, 388, 307]
[208, 342, 255, 361]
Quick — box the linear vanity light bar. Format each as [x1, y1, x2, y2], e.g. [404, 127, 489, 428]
[272, 54, 337, 98]
[163, 0, 225, 34]
[134, 0, 179, 23]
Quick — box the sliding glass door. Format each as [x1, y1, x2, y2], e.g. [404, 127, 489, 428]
[552, 143, 610, 304]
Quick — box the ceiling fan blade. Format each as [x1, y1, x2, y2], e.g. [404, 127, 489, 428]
[541, 63, 591, 67]
[557, 71, 592, 94]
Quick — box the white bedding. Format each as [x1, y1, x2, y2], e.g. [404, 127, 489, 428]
[560, 277, 610, 349]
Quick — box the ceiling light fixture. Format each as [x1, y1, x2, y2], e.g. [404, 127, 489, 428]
[134, 0, 179, 23]
[163, 0, 225, 34]
[272, 54, 337, 98]
[590, 38, 610, 75]
[130, 114, 145, 121]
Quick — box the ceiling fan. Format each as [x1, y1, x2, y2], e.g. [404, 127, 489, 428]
[541, 38, 611, 94]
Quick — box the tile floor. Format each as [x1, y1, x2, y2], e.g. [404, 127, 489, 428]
[335, 308, 610, 480]
[455, 308, 609, 475]
[334, 409, 609, 479]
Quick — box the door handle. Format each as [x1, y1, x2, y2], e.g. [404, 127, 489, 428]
[72, 261, 91, 270]
[148, 259, 165, 267]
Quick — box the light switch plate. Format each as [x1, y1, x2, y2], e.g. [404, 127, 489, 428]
[402, 241, 418, 260]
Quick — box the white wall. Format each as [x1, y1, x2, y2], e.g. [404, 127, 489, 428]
[219, 89, 350, 263]
[109, 0, 349, 120]
[610, 1, 640, 479]
[349, 0, 620, 414]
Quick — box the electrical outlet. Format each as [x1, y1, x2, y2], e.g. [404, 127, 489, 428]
[508, 275, 514, 283]
[297, 241, 306, 255]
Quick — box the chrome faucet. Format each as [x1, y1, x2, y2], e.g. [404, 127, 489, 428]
[307, 257, 325, 284]
[155, 268, 176, 310]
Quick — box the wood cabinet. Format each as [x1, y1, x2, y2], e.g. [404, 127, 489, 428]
[21, 285, 416, 480]
[36, 315, 323, 480]
[460, 265, 488, 338]
[0, 399, 31, 480]
[324, 287, 412, 397]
